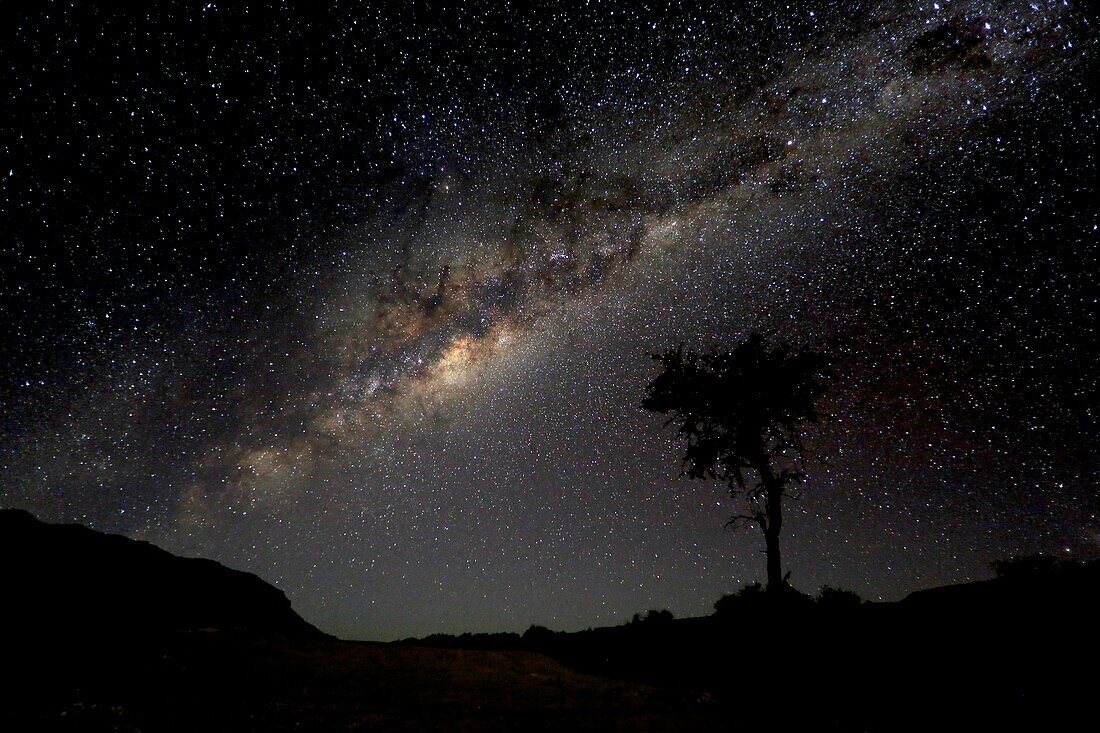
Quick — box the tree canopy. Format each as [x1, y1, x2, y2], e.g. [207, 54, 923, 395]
[643, 333, 831, 592]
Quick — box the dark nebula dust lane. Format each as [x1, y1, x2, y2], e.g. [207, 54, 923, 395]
[2, 0, 1097, 640]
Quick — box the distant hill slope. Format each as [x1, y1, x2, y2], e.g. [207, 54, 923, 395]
[1, 510, 720, 731]
[0, 508, 326, 639]
[899, 558, 1100, 611]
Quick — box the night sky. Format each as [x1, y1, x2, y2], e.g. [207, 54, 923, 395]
[2, 0, 1097, 641]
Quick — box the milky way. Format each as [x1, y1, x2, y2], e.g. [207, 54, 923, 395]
[2, 0, 1097, 639]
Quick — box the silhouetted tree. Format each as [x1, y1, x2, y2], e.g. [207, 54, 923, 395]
[643, 333, 830, 594]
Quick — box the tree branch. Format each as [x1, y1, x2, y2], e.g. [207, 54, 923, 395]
[724, 513, 764, 532]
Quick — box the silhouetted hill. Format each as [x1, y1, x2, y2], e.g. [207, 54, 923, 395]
[899, 556, 1100, 612]
[2, 510, 720, 731]
[0, 508, 325, 639]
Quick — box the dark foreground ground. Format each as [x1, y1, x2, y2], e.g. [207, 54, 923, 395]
[4, 510, 1096, 731]
[10, 568, 1098, 733]
[7, 632, 721, 732]
[401, 559, 1100, 732]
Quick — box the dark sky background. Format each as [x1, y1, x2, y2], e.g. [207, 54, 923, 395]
[2, 0, 1097, 640]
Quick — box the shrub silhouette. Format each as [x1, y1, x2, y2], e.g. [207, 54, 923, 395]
[521, 624, 556, 648]
[631, 609, 675, 625]
[816, 585, 862, 608]
[713, 582, 767, 616]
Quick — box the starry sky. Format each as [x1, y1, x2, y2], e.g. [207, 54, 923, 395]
[2, 0, 1097, 641]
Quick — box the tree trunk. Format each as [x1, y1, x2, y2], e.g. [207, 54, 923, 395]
[764, 523, 782, 593]
[762, 474, 784, 594]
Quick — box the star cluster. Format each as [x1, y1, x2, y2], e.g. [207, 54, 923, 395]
[2, 0, 1097, 640]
